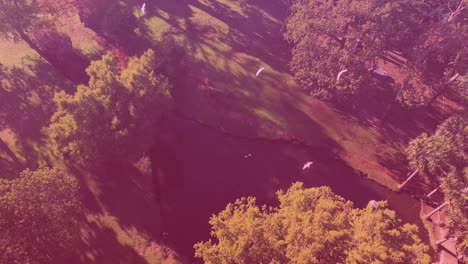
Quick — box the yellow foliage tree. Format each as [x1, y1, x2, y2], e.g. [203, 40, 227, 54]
[0, 167, 82, 264]
[195, 182, 431, 264]
[46, 49, 172, 165]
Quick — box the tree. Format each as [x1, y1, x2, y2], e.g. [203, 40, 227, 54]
[284, 0, 427, 100]
[0, 0, 76, 64]
[46, 49, 172, 165]
[440, 168, 468, 255]
[403, 0, 468, 107]
[406, 133, 453, 178]
[195, 182, 431, 264]
[406, 115, 467, 178]
[0, 167, 82, 264]
[347, 203, 430, 264]
[406, 115, 467, 254]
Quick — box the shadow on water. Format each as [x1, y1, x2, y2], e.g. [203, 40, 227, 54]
[151, 114, 429, 260]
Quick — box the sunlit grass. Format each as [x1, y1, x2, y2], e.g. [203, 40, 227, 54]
[253, 108, 286, 127]
[0, 40, 38, 67]
[142, 17, 174, 43]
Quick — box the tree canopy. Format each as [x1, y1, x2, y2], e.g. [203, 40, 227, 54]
[406, 115, 467, 253]
[441, 167, 468, 254]
[403, 0, 468, 106]
[0, 167, 82, 264]
[284, 0, 427, 100]
[46, 49, 172, 165]
[195, 182, 430, 264]
[407, 115, 467, 178]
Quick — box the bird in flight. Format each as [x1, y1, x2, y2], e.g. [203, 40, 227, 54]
[141, 3, 146, 15]
[302, 161, 314, 170]
[336, 69, 348, 81]
[256, 67, 265, 77]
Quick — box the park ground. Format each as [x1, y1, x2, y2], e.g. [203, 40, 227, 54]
[0, 0, 463, 262]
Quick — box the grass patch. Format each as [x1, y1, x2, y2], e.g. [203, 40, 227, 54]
[253, 107, 286, 127]
[135, 0, 425, 191]
[0, 40, 37, 67]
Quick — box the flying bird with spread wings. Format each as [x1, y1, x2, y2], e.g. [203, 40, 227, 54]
[141, 3, 146, 15]
[302, 161, 314, 170]
[256, 67, 265, 77]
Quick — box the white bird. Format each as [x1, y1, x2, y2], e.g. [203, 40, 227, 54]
[302, 161, 314, 170]
[336, 69, 348, 81]
[141, 3, 146, 15]
[368, 200, 378, 208]
[255, 67, 265, 77]
[244, 154, 252, 158]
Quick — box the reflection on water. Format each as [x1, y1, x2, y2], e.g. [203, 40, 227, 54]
[151, 114, 428, 258]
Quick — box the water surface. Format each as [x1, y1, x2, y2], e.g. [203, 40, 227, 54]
[151, 115, 427, 258]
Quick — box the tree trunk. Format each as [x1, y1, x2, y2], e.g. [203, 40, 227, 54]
[427, 85, 449, 107]
[427, 73, 459, 107]
[426, 185, 441, 198]
[424, 201, 449, 220]
[435, 236, 448, 246]
[398, 169, 418, 190]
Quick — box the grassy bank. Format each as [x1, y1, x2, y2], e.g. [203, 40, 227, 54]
[0, 0, 455, 262]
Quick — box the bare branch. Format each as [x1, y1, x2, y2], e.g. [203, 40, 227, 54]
[447, 0, 467, 22]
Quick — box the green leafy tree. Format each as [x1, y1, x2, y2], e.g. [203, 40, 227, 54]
[0, 0, 75, 64]
[347, 202, 430, 264]
[46, 49, 172, 165]
[406, 133, 454, 177]
[441, 168, 468, 254]
[0, 167, 82, 264]
[406, 115, 467, 254]
[403, 0, 468, 107]
[284, 0, 427, 100]
[406, 115, 467, 178]
[195, 182, 430, 264]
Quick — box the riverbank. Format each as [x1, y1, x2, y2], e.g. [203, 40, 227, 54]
[151, 113, 432, 259]
[0, 0, 461, 262]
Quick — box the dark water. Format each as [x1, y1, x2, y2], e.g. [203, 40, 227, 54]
[151, 114, 428, 259]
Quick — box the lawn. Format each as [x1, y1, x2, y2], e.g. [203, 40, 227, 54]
[0, 0, 455, 262]
[133, 0, 449, 191]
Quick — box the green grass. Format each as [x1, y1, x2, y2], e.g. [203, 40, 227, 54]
[0, 40, 38, 66]
[134, 0, 403, 188]
[0, 31, 180, 264]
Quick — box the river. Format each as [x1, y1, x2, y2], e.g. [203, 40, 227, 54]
[151, 114, 429, 260]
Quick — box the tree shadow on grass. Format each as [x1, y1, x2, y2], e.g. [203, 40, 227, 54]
[330, 78, 448, 179]
[67, 160, 178, 263]
[0, 58, 76, 171]
[191, 0, 292, 72]
[0, 58, 74, 141]
[75, 222, 149, 264]
[135, 0, 291, 73]
[0, 153, 20, 179]
[81, 160, 163, 239]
